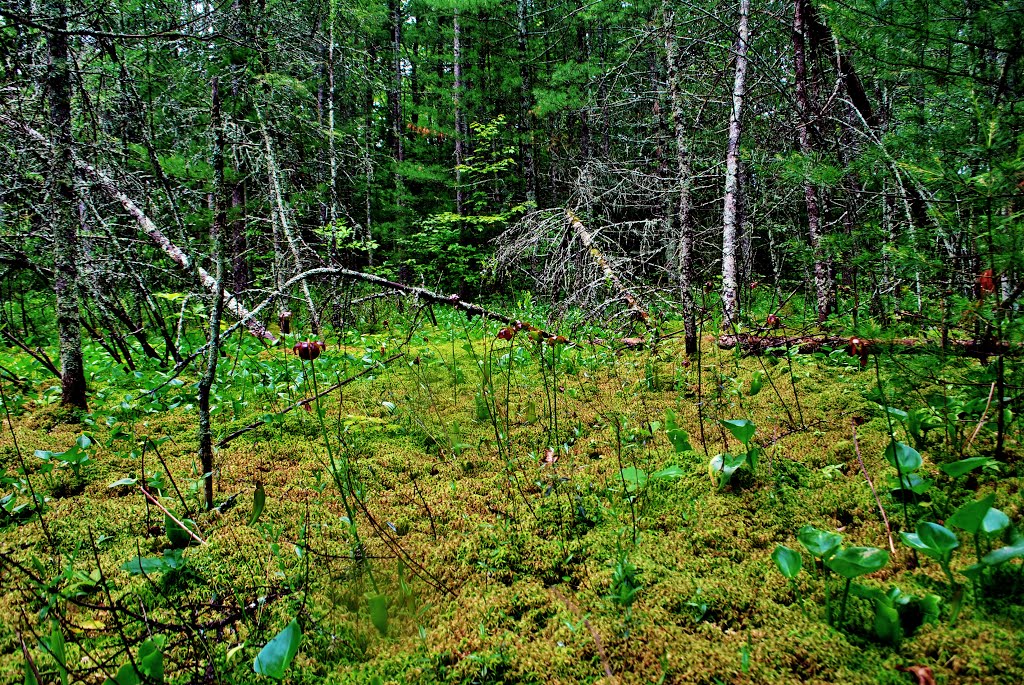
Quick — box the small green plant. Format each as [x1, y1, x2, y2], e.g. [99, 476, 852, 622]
[849, 584, 942, 645]
[253, 618, 302, 679]
[708, 419, 758, 489]
[607, 551, 641, 611]
[778, 526, 889, 630]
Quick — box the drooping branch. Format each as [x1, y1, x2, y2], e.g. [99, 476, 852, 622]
[565, 208, 651, 327]
[0, 114, 278, 344]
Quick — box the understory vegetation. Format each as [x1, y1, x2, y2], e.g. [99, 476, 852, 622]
[1, 298, 1022, 684]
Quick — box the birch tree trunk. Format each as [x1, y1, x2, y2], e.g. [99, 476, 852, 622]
[663, 4, 697, 354]
[46, 0, 88, 410]
[721, 0, 750, 330]
[259, 113, 321, 334]
[453, 7, 465, 216]
[793, 0, 833, 323]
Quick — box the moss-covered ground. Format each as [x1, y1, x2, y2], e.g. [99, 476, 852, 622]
[1, 308, 1022, 684]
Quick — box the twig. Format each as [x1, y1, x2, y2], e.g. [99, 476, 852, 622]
[962, 381, 997, 454]
[550, 587, 613, 679]
[139, 487, 207, 545]
[851, 420, 895, 554]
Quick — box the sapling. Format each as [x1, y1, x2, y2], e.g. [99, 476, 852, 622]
[771, 545, 806, 616]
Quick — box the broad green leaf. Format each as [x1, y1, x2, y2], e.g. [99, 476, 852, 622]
[981, 508, 1010, 536]
[771, 545, 802, 579]
[651, 465, 685, 479]
[748, 371, 763, 397]
[939, 457, 989, 477]
[23, 658, 38, 685]
[165, 514, 197, 549]
[103, 663, 140, 685]
[873, 602, 901, 645]
[826, 546, 889, 579]
[721, 419, 755, 446]
[889, 471, 932, 494]
[137, 637, 165, 682]
[983, 537, 1024, 566]
[901, 522, 958, 562]
[249, 483, 266, 526]
[884, 441, 922, 472]
[948, 494, 995, 534]
[797, 525, 843, 559]
[708, 453, 745, 488]
[367, 593, 389, 636]
[41, 622, 68, 685]
[664, 409, 692, 453]
[253, 618, 301, 680]
[618, 467, 647, 492]
[122, 550, 183, 575]
[108, 478, 138, 488]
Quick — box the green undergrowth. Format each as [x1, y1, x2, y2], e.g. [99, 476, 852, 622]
[1, 307, 1022, 684]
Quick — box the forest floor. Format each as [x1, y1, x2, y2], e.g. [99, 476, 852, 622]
[1, 307, 1022, 684]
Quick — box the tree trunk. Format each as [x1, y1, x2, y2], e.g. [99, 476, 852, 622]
[794, 0, 833, 323]
[47, 0, 88, 411]
[516, 0, 537, 204]
[721, 0, 750, 330]
[198, 75, 227, 512]
[453, 7, 465, 216]
[663, 4, 697, 354]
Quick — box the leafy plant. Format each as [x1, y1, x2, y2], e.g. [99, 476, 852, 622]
[826, 546, 890, 627]
[253, 618, 302, 680]
[900, 521, 963, 622]
[103, 636, 166, 685]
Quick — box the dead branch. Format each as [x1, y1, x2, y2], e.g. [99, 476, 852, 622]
[718, 333, 1024, 359]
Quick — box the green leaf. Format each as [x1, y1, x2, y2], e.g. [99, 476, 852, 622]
[947, 494, 995, 534]
[721, 419, 755, 446]
[122, 549, 183, 575]
[873, 602, 902, 645]
[664, 409, 692, 453]
[708, 452, 745, 488]
[826, 546, 889, 579]
[107, 478, 138, 488]
[771, 545, 802, 579]
[618, 466, 647, 492]
[651, 465, 685, 479]
[40, 622, 68, 685]
[137, 637, 165, 682]
[367, 594, 389, 636]
[983, 537, 1024, 566]
[164, 514, 197, 548]
[249, 483, 266, 526]
[253, 618, 301, 680]
[981, 508, 1010, 537]
[23, 658, 38, 685]
[901, 522, 959, 562]
[884, 441, 922, 472]
[797, 525, 843, 560]
[748, 371, 763, 397]
[103, 663, 140, 685]
[939, 457, 989, 477]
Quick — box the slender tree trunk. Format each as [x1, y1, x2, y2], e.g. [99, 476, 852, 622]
[388, 0, 404, 162]
[198, 76, 227, 512]
[453, 7, 465, 216]
[794, 0, 833, 323]
[327, 0, 338, 226]
[47, 0, 87, 410]
[516, 0, 536, 204]
[259, 112, 321, 334]
[663, 4, 697, 354]
[721, 0, 750, 330]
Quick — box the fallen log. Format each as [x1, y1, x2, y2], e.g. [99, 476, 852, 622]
[718, 334, 1024, 359]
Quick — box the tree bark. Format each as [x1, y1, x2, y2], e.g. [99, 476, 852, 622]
[721, 0, 750, 330]
[663, 4, 697, 354]
[198, 75, 228, 512]
[516, 0, 537, 204]
[453, 6, 465, 216]
[794, 0, 833, 323]
[46, 0, 88, 410]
